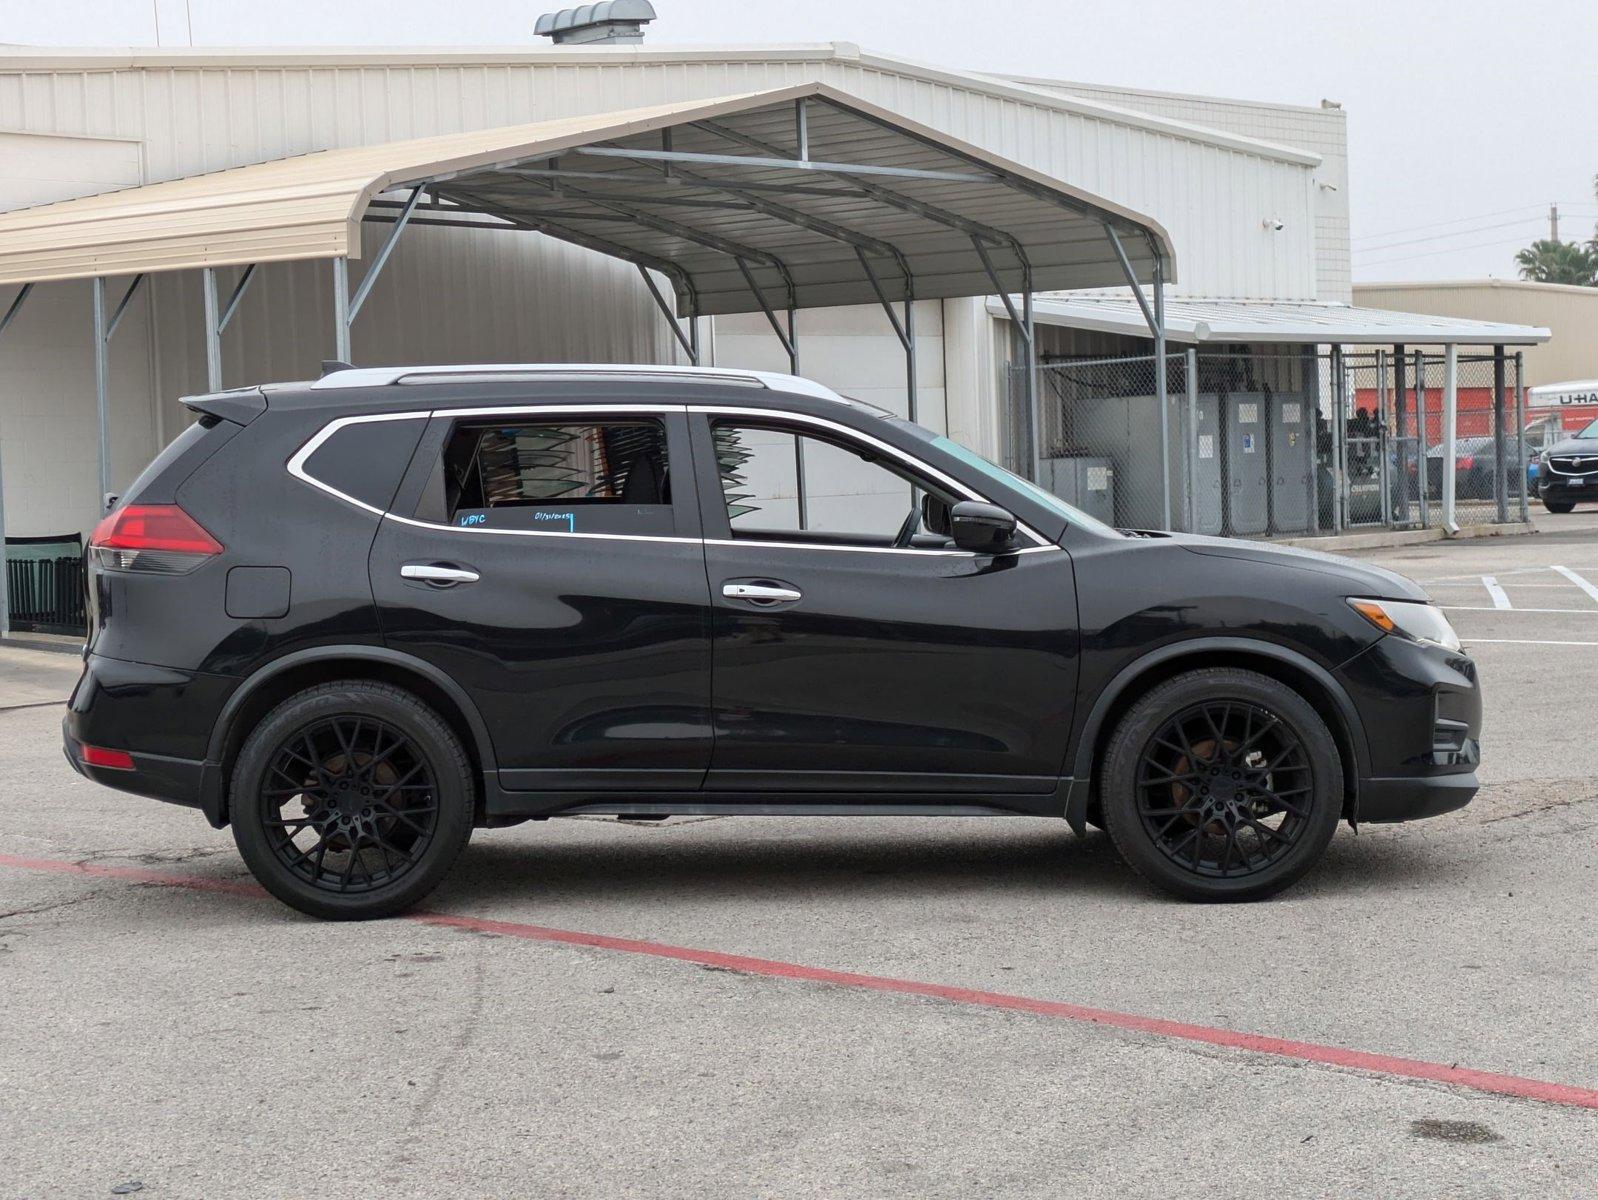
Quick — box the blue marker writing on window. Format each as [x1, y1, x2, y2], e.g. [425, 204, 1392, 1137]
[534, 511, 576, 531]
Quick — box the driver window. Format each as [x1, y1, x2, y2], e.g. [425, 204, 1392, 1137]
[711, 420, 955, 547]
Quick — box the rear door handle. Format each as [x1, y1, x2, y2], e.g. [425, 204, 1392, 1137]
[401, 562, 480, 586]
[722, 581, 802, 605]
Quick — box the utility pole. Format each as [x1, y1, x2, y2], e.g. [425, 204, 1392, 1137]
[1549, 202, 1560, 242]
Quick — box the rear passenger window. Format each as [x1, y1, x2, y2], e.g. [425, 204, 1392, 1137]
[417, 419, 675, 535]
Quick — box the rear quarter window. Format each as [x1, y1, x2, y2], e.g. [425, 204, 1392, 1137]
[297, 417, 429, 512]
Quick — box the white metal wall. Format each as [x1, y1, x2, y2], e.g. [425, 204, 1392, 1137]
[1010, 76, 1350, 303]
[0, 45, 1325, 536]
[0, 46, 1323, 300]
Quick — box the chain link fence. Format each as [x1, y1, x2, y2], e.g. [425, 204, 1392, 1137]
[1005, 347, 1530, 537]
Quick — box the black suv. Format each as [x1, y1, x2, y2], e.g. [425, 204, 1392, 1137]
[65, 365, 1481, 918]
[1535, 417, 1598, 513]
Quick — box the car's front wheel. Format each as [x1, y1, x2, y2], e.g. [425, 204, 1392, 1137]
[1543, 499, 1575, 514]
[1101, 668, 1342, 902]
[230, 681, 475, 920]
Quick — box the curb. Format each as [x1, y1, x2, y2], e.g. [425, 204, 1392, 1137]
[1272, 521, 1535, 553]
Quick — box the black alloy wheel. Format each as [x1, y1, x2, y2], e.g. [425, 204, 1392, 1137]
[231, 682, 474, 920]
[1134, 701, 1311, 879]
[1101, 668, 1342, 901]
[261, 715, 439, 895]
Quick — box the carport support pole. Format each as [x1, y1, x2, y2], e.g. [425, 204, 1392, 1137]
[1441, 344, 1459, 534]
[332, 257, 352, 364]
[1492, 345, 1508, 524]
[1185, 347, 1199, 533]
[1024, 284, 1040, 484]
[1153, 258, 1171, 530]
[1392, 344, 1408, 525]
[1515, 352, 1529, 522]
[92, 277, 111, 508]
[903, 292, 918, 424]
[202, 268, 222, 393]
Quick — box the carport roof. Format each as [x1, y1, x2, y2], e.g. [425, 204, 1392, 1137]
[0, 82, 1174, 316]
[992, 294, 1551, 346]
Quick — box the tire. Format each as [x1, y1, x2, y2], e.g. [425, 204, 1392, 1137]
[230, 681, 475, 920]
[1100, 668, 1342, 902]
[1543, 499, 1575, 514]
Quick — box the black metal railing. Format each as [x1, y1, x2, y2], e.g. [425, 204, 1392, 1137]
[6, 554, 87, 635]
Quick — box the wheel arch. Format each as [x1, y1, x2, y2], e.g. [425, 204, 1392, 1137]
[203, 646, 502, 828]
[1069, 638, 1370, 829]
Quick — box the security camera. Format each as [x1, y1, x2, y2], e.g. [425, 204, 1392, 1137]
[1262, 218, 1285, 232]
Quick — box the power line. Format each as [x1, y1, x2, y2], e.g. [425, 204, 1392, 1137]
[1350, 204, 1546, 243]
[1356, 235, 1535, 269]
[1353, 217, 1543, 256]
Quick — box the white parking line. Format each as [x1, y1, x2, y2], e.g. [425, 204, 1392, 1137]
[1441, 606, 1598, 615]
[1551, 566, 1598, 606]
[1481, 576, 1512, 609]
[1464, 638, 1598, 647]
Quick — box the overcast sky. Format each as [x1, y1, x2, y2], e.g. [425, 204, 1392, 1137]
[9, 0, 1596, 283]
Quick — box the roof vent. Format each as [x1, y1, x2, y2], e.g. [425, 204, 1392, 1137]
[535, 1, 657, 44]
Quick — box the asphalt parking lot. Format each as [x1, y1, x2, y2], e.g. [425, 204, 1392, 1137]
[2, 514, 1596, 1199]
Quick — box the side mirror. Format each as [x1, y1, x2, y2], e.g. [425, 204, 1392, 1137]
[948, 500, 1017, 552]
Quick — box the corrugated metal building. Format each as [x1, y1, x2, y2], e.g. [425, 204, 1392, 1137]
[1354, 279, 1598, 388]
[0, 35, 1553, 581]
[0, 41, 1333, 543]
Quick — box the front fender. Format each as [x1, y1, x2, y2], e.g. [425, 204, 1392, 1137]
[1065, 636, 1372, 831]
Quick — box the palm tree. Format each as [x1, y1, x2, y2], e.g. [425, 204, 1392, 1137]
[1515, 238, 1598, 286]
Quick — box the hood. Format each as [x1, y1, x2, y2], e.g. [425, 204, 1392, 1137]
[1541, 436, 1598, 461]
[1137, 530, 1429, 601]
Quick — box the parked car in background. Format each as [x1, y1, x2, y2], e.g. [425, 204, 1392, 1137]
[1415, 435, 1534, 502]
[1536, 417, 1598, 513]
[64, 365, 1481, 919]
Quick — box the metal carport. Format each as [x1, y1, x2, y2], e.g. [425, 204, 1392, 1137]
[0, 80, 1176, 634]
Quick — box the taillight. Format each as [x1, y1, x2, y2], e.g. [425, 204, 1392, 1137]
[89, 503, 223, 574]
[1457, 456, 1475, 470]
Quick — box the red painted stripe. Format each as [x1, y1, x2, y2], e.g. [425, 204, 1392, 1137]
[5, 851, 1597, 1111]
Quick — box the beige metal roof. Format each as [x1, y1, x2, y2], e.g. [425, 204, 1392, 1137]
[0, 81, 1174, 315]
[992, 295, 1551, 346]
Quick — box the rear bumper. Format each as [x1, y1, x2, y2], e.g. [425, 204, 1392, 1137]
[62, 653, 232, 826]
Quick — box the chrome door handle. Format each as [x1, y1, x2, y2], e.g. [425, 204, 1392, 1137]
[401, 563, 480, 585]
[722, 582, 802, 604]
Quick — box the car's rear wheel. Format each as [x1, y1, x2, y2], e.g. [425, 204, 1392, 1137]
[230, 682, 474, 920]
[1543, 499, 1575, 514]
[1101, 668, 1342, 902]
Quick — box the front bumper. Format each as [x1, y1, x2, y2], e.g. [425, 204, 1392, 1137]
[1540, 476, 1594, 501]
[1335, 633, 1482, 824]
[63, 653, 234, 826]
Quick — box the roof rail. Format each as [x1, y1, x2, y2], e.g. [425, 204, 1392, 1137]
[307, 363, 844, 402]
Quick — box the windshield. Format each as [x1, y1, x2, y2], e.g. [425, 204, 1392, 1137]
[926, 434, 1122, 538]
[1578, 419, 1598, 440]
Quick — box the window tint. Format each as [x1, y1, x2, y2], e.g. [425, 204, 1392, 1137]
[300, 417, 428, 512]
[712, 421, 954, 547]
[423, 419, 674, 535]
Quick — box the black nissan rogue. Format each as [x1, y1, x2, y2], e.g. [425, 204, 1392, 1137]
[65, 365, 1481, 919]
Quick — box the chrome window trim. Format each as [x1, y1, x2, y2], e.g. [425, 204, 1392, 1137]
[287, 400, 1058, 555]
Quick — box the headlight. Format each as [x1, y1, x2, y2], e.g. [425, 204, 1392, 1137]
[1347, 598, 1461, 652]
